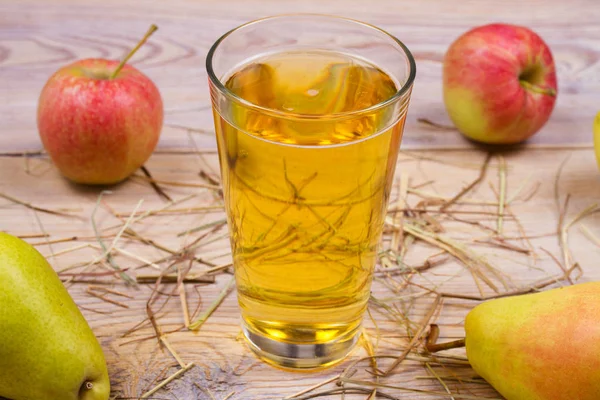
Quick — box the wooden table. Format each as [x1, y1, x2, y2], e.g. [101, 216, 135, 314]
[1, 1, 599, 399]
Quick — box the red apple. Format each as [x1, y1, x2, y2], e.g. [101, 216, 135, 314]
[37, 27, 162, 185]
[443, 23, 557, 144]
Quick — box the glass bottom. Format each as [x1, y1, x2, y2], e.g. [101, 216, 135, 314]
[242, 320, 360, 370]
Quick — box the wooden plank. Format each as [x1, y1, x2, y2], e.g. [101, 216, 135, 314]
[0, 0, 598, 152]
[1, 147, 598, 399]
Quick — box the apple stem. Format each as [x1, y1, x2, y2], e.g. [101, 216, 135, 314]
[519, 80, 557, 97]
[110, 24, 158, 79]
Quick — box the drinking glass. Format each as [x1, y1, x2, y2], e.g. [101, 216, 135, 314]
[207, 14, 416, 369]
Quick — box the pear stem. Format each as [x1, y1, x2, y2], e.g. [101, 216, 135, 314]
[425, 324, 466, 353]
[519, 80, 557, 97]
[426, 338, 466, 353]
[110, 24, 158, 79]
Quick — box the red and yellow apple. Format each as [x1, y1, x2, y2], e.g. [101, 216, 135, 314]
[443, 23, 557, 144]
[37, 58, 163, 185]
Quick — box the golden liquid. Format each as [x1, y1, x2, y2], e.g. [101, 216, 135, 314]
[214, 50, 405, 354]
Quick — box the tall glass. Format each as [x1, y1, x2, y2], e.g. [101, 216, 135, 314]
[207, 14, 415, 369]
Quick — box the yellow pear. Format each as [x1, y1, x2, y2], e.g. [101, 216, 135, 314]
[0, 232, 110, 400]
[465, 282, 600, 400]
[593, 112, 600, 169]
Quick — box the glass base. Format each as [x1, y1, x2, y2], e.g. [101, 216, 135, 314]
[242, 321, 360, 370]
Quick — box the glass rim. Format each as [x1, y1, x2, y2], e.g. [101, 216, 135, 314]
[205, 13, 417, 120]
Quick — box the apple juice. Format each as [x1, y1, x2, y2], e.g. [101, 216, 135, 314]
[213, 50, 406, 367]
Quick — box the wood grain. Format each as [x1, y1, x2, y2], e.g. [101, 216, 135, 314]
[1, 0, 599, 152]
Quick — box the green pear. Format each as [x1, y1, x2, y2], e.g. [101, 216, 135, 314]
[465, 282, 600, 400]
[0, 232, 110, 400]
